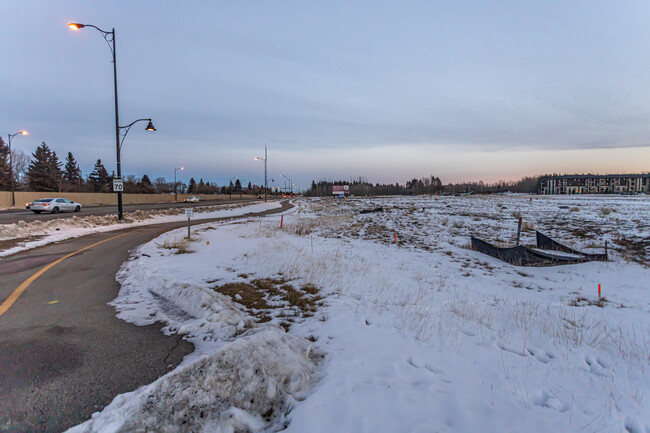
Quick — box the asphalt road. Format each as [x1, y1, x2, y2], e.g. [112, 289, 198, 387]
[0, 197, 261, 225]
[0, 201, 291, 433]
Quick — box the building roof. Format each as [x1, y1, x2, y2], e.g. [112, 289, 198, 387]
[541, 174, 650, 180]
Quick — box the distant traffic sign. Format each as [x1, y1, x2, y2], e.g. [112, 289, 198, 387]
[185, 208, 194, 240]
[113, 178, 124, 192]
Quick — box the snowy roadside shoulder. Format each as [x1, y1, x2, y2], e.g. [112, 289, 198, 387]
[0, 201, 281, 258]
[67, 216, 321, 433]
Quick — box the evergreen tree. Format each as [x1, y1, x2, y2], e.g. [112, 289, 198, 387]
[139, 174, 155, 194]
[197, 179, 206, 194]
[27, 142, 62, 192]
[62, 152, 82, 191]
[63, 152, 81, 182]
[48, 149, 63, 191]
[187, 177, 197, 193]
[235, 179, 242, 191]
[0, 137, 10, 190]
[87, 159, 110, 192]
[247, 181, 252, 191]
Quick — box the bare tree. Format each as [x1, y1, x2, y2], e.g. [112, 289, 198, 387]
[11, 148, 30, 190]
[154, 177, 172, 193]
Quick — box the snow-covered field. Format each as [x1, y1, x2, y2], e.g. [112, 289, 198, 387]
[70, 194, 649, 433]
[0, 201, 280, 257]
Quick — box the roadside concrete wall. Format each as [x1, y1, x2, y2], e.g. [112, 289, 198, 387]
[0, 191, 258, 207]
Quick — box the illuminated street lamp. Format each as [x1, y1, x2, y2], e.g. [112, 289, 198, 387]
[69, 22, 149, 221]
[279, 174, 287, 193]
[254, 144, 267, 202]
[7, 130, 28, 206]
[280, 173, 293, 194]
[119, 118, 155, 146]
[174, 166, 184, 201]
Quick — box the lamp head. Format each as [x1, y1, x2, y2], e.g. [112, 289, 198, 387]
[180, 166, 184, 170]
[145, 120, 156, 131]
[21, 131, 28, 135]
[255, 157, 260, 160]
[68, 23, 84, 30]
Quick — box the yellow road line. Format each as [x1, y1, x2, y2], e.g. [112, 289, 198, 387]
[0, 231, 137, 317]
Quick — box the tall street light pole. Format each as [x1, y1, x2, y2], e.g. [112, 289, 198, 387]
[174, 166, 184, 202]
[69, 22, 127, 220]
[280, 173, 293, 195]
[254, 144, 268, 202]
[7, 130, 28, 206]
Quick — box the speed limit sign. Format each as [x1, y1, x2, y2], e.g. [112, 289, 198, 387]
[113, 178, 124, 192]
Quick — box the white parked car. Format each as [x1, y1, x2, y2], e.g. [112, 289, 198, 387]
[28, 198, 82, 214]
[184, 196, 200, 203]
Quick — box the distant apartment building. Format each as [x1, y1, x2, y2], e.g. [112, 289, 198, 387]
[539, 174, 650, 194]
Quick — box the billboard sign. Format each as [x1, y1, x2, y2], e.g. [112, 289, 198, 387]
[332, 185, 349, 195]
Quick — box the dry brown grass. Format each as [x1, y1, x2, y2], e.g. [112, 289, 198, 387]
[301, 283, 319, 295]
[569, 296, 607, 308]
[174, 241, 194, 254]
[212, 277, 323, 329]
[160, 238, 195, 254]
[521, 221, 535, 232]
[286, 287, 308, 308]
[613, 236, 649, 267]
[215, 282, 271, 310]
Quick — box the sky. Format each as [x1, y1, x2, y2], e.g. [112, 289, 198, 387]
[2, 1, 650, 190]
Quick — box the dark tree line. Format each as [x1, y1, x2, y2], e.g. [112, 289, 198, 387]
[0, 141, 224, 194]
[444, 176, 540, 194]
[305, 175, 443, 197]
[305, 175, 543, 197]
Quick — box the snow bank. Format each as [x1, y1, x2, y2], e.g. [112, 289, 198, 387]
[112, 250, 254, 342]
[67, 328, 317, 433]
[0, 201, 280, 257]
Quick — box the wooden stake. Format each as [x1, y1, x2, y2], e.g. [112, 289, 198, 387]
[394, 233, 398, 244]
[280, 215, 284, 229]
